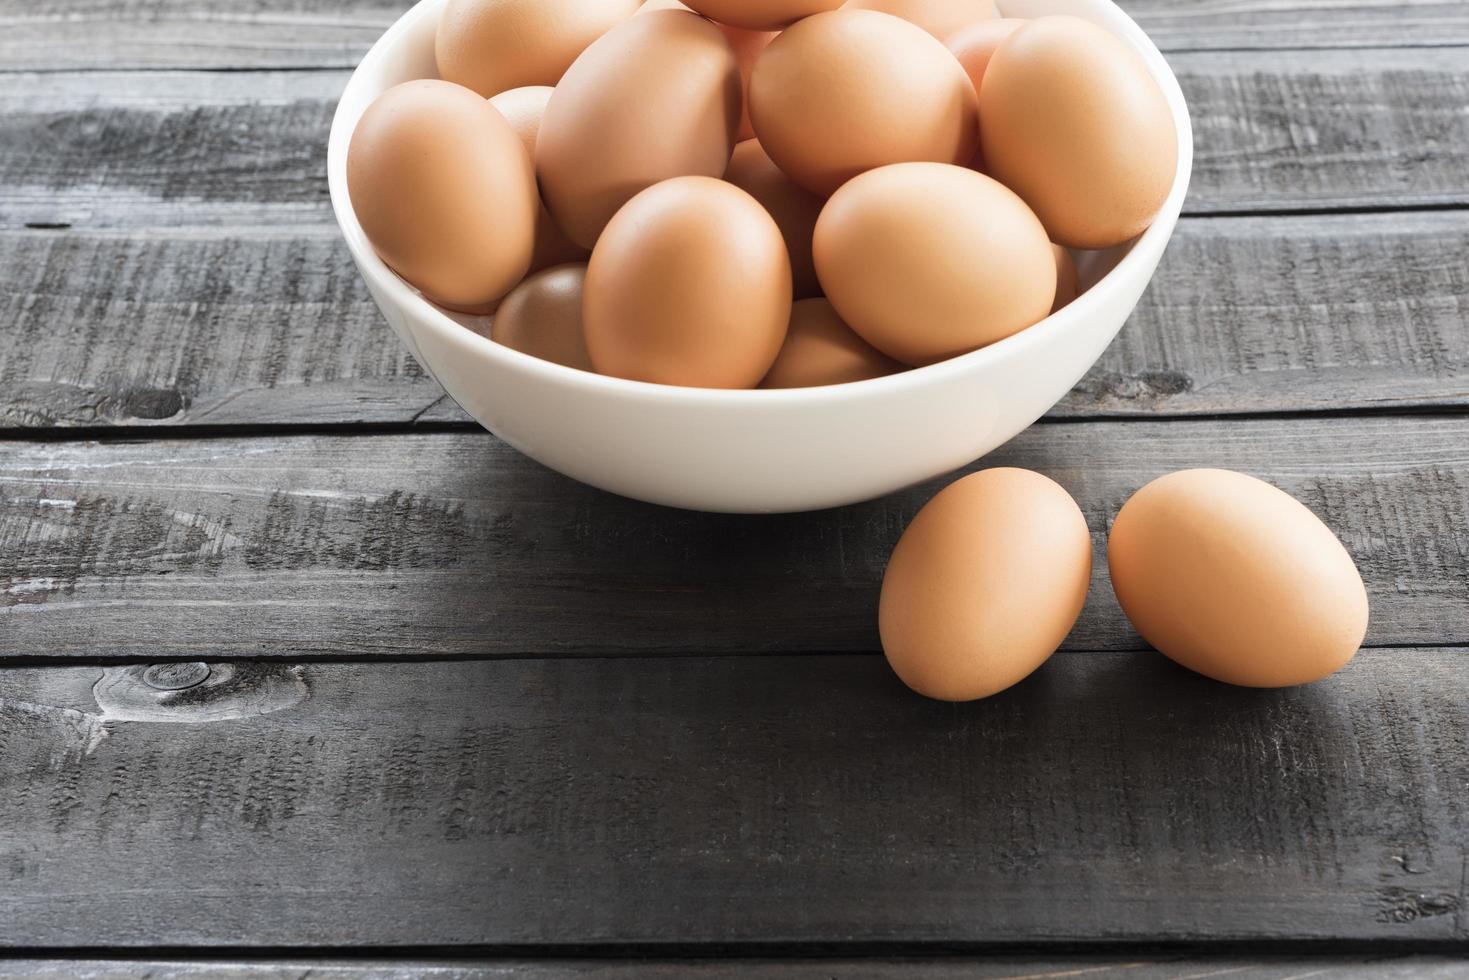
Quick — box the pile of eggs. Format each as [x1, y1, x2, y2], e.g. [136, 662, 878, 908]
[348, 0, 1177, 389]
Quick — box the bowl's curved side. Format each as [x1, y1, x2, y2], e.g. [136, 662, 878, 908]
[327, 0, 444, 372]
[326, 0, 1192, 513]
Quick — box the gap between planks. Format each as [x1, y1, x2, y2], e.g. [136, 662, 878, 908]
[0, 642, 1463, 670]
[4, 404, 1469, 445]
[1, 946, 1468, 969]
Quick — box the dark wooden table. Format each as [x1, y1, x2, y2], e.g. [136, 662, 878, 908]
[3, 1, 1468, 976]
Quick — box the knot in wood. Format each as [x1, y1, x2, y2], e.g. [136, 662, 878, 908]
[141, 662, 211, 691]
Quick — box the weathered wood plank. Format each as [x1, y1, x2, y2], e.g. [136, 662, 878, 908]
[3, 417, 1466, 658]
[2, 650, 1466, 945]
[3, 956, 1468, 978]
[1181, 47, 1469, 213]
[5, 211, 1464, 430]
[0, 1, 400, 72]
[3, 49, 1469, 232]
[0, 224, 430, 429]
[0, 71, 344, 230]
[1122, 0, 1469, 52]
[1073, 210, 1469, 417]
[0, 0, 1465, 72]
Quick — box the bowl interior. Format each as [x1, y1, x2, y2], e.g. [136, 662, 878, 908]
[326, 0, 1194, 406]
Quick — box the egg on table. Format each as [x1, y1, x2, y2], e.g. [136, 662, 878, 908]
[880, 468, 1092, 701]
[1107, 469, 1369, 687]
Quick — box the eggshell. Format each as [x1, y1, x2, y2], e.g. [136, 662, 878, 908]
[725, 27, 777, 142]
[537, 10, 741, 248]
[946, 17, 1025, 95]
[1108, 469, 1369, 688]
[880, 468, 1091, 701]
[490, 263, 593, 371]
[347, 79, 537, 312]
[486, 85, 552, 152]
[814, 162, 1055, 366]
[483, 115, 575, 278]
[761, 298, 904, 388]
[1051, 244, 1079, 313]
[980, 15, 1177, 249]
[681, 0, 843, 30]
[436, 0, 640, 97]
[724, 140, 823, 299]
[583, 176, 791, 388]
[487, 86, 591, 272]
[639, 1, 773, 142]
[843, 0, 997, 41]
[748, 9, 979, 196]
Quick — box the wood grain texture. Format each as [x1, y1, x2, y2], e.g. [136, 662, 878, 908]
[2, 650, 1466, 946]
[6, 211, 1464, 429]
[4, 957, 1469, 979]
[0, 0, 1465, 71]
[0, 0, 401, 72]
[1071, 211, 1469, 417]
[3, 416, 1466, 659]
[0, 71, 343, 231]
[1182, 47, 1469, 212]
[0, 224, 429, 429]
[1121, 0, 1469, 52]
[4, 49, 1469, 232]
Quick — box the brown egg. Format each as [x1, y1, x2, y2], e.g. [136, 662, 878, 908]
[814, 162, 1055, 366]
[761, 298, 903, 388]
[639, 1, 774, 142]
[584, 177, 791, 388]
[436, 0, 640, 97]
[487, 86, 591, 272]
[724, 140, 823, 299]
[490, 263, 593, 371]
[681, 0, 843, 30]
[1051, 244, 1079, 313]
[1108, 469, 1369, 688]
[537, 10, 741, 248]
[843, 0, 997, 41]
[980, 16, 1177, 249]
[880, 468, 1091, 701]
[486, 85, 552, 152]
[726, 27, 777, 142]
[946, 17, 1025, 95]
[347, 80, 537, 312]
[748, 9, 979, 196]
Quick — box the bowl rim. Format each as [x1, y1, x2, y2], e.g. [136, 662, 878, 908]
[327, 0, 1194, 408]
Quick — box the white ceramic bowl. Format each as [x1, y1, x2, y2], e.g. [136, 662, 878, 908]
[328, 0, 1192, 513]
